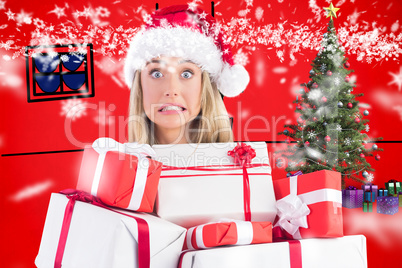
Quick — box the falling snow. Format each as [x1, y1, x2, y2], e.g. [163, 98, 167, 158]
[60, 99, 88, 121]
[344, 137, 352, 145]
[307, 130, 317, 139]
[366, 173, 374, 182]
[320, 63, 327, 72]
[334, 77, 341, 86]
[0, 3, 400, 64]
[388, 66, 402, 91]
[365, 124, 370, 132]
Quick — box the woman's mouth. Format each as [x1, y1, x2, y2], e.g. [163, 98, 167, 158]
[158, 104, 187, 114]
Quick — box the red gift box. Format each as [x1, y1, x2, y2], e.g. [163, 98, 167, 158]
[76, 138, 162, 212]
[272, 170, 343, 239]
[184, 220, 272, 250]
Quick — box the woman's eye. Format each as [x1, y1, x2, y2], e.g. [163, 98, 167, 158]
[151, 70, 163, 78]
[181, 70, 193, 79]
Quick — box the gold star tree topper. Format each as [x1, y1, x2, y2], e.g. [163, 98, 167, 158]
[324, 3, 340, 19]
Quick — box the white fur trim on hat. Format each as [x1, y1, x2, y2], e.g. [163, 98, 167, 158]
[124, 26, 249, 97]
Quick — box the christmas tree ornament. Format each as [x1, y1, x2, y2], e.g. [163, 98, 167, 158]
[305, 141, 310, 147]
[363, 110, 369, 116]
[313, 105, 317, 109]
[375, 154, 380, 161]
[321, 96, 327, 102]
[323, 122, 328, 127]
[286, 137, 291, 144]
[337, 101, 343, 108]
[360, 153, 365, 158]
[313, 117, 318, 121]
[299, 88, 305, 94]
[345, 76, 350, 82]
[309, 70, 315, 75]
[297, 117, 304, 124]
[296, 104, 302, 110]
[283, 129, 289, 135]
[362, 171, 368, 178]
[347, 102, 353, 109]
[345, 152, 350, 157]
[312, 82, 318, 89]
[326, 70, 332, 76]
[325, 135, 331, 142]
[344, 62, 350, 68]
[372, 144, 378, 150]
[354, 117, 361, 123]
[124, 4, 250, 97]
[286, 172, 292, 177]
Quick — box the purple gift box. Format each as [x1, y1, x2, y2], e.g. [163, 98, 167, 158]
[342, 186, 364, 208]
[362, 183, 378, 201]
[377, 196, 399, 215]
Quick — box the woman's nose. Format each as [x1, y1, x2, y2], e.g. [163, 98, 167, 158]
[164, 75, 180, 97]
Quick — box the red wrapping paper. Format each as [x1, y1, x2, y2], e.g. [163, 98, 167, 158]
[77, 145, 162, 212]
[183, 221, 272, 250]
[273, 170, 343, 239]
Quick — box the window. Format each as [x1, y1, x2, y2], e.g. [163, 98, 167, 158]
[25, 43, 95, 102]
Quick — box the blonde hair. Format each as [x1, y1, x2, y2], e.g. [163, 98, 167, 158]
[128, 70, 234, 145]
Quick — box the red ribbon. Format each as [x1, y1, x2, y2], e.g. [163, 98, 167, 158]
[227, 143, 256, 222]
[54, 189, 150, 268]
[272, 228, 303, 268]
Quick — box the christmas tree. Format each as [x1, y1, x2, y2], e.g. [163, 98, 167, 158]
[278, 3, 383, 187]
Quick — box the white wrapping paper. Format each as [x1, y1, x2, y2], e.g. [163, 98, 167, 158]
[180, 235, 367, 268]
[153, 142, 277, 228]
[35, 193, 186, 268]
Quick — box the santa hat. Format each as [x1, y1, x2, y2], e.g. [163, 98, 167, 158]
[124, 4, 249, 97]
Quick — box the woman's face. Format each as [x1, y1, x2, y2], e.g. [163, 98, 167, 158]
[141, 56, 203, 132]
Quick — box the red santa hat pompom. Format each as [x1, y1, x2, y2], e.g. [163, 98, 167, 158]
[124, 4, 249, 97]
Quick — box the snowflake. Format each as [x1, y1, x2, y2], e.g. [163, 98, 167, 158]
[198, 11, 207, 20]
[388, 66, 402, 91]
[366, 173, 374, 182]
[95, 7, 110, 17]
[334, 77, 340, 86]
[344, 138, 352, 146]
[5, 9, 15, 21]
[336, 124, 342, 131]
[308, 89, 321, 100]
[16, 10, 32, 25]
[365, 124, 370, 132]
[60, 99, 88, 121]
[187, 1, 198, 12]
[307, 130, 316, 139]
[233, 49, 249, 66]
[0, 0, 5, 10]
[48, 5, 66, 19]
[60, 55, 69, 62]
[320, 64, 327, 72]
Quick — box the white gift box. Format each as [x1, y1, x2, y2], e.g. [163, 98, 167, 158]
[179, 235, 367, 268]
[152, 142, 277, 228]
[35, 193, 186, 268]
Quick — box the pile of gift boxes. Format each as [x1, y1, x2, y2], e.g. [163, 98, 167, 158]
[35, 138, 370, 268]
[342, 179, 401, 214]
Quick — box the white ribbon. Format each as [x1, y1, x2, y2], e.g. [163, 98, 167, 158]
[90, 137, 156, 211]
[187, 219, 254, 250]
[275, 176, 310, 239]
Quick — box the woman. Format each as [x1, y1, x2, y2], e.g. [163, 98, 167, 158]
[124, 4, 250, 145]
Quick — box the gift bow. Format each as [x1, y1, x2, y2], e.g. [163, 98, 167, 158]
[227, 143, 257, 221]
[92, 137, 156, 158]
[275, 176, 310, 239]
